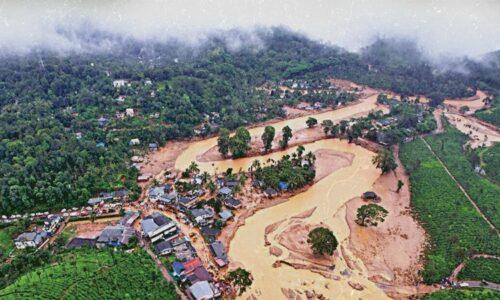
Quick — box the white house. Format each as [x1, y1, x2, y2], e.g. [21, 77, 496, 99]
[113, 79, 127, 88]
[129, 138, 140, 146]
[14, 231, 48, 249]
[125, 108, 135, 117]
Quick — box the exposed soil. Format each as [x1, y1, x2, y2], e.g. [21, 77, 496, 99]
[345, 145, 426, 291]
[444, 90, 489, 114]
[445, 113, 500, 148]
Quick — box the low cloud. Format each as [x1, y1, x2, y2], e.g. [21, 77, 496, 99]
[0, 0, 499, 58]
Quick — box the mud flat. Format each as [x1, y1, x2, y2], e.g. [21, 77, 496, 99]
[345, 146, 427, 298]
[445, 113, 500, 148]
[444, 90, 489, 113]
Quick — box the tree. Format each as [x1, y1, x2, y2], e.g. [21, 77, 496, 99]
[227, 268, 253, 295]
[396, 179, 404, 193]
[307, 227, 338, 256]
[372, 149, 397, 174]
[321, 119, 333, 135]
[261, 126, 275, 152]
[279, 126, 293, 149]
[188, 161, 199, 174]
[230, 127, 251, 158]
[217, 128, 231, 157]
[459, 106, 470, 114]
[306, 117, 318, 128]
[356, 204, 388, 227]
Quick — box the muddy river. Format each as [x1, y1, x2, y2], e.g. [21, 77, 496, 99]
[174, 95, 390, 299]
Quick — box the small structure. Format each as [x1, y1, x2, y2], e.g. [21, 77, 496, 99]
[191, 207, 215, 226]
[137, 174, 151, 182]
[218, 210, 233, 222]
[172, 261, 185, 277]
[98, 116, 109, 127]
[188, 281, 215, 300]
[131, 156, 144, 163]
[96, 225, 135, 248]
[114, 188, 130, 201]
[14, 231, 48, 249]
[149, 143, 158, 151]
[125, 108, 135, 117]
[113, 79, 127, 88]
[218, 187, 232, 197]
[141, 212, 179, 243]
[200, 226, 220, 243]
[129, 138, 141, 146]
[224, 180, 239, 189]
[178, 196, 198, 209]
[264, 188, 278, 198]
[158, 191, 178, 205]
[224, 198, 242, 209]
[155, 240, 174, 256]
[210, 240, 228, 267]
[278, 181, 289, 191]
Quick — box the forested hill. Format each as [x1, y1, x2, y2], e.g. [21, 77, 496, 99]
[0, 27, 499, 214]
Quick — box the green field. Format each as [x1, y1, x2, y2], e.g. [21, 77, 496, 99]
[400, 139, 499, 284]
[0, 249, 179, 300]
[424, 124, 500, 228]
[474, 97, 500, 126]
[458, 257, 500, 283]
[479, 143, 500, 185]
[422, 289, 500, 300]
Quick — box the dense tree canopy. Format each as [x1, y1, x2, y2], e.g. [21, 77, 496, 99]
[307, 227, 338, 256]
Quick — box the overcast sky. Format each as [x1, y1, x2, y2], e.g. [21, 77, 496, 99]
[0, 0, 499, 57]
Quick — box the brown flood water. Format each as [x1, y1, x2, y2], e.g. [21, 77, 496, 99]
[174, 95, 390, 299]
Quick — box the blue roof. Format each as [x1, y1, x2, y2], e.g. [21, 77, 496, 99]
[278, 181, 289, 190]
[219, 210, 233, 221]
[172, 261, 185, 275]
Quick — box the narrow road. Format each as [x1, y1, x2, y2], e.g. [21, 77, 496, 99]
[420, 137, 499, 235]
[449, 254, 500, 282]
[139, 235, 188, 300]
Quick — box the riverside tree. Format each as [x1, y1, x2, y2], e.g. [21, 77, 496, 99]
[229, 127, 251, 158]
[396, 179, 404, 193]
[217, 128, 231, 157]
[356, 204, 388, 227]
[227, 268, 253, 295]
[372, 148, 398, 174]
[261, 125, 275, 152]
[306, 117, 318, 128]
[321, 119, 333, 135]
[280, 125, 293, 149]
[307, 227, 338, 256]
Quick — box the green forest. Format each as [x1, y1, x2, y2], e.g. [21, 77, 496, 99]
[1, 28, 500, 214]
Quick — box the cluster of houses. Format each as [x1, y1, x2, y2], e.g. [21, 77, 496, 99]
[14, 215, 63, 249]
[87, 189, 129, 206]
[66, 211, 140, 250]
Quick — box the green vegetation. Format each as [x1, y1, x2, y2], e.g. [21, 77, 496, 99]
[475, 97, 500, 126]
[261, 126, 275, 153]
[227, 268, 253, 296]
[356, 204, 388, 227]
[217, 128, 231, 158]
[0, 249, 178, 300]
[400, 139, 499, 284]
[0, 226, 16, 258]
[253, 146, 315, 190]
[479, 143, 500, 184]
[422, 289, 500, 300]
[306, 117, 318, 128]
[458, 257, 500, 283]
[372, 148, 398, 174]
[424, 123, 500, 228]
[229, 127, 251, 158]
[307, 227, 338, 256]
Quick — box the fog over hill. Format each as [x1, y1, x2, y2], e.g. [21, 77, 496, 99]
[1, 0, 499, 59]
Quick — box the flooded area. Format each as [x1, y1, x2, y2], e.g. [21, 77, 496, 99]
[444, 90, 489, 113]
[172, 94, 396, 299]
[445, 113, 500, 148]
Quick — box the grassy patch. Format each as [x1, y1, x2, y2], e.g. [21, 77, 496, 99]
[0, 227, 16, 258]
[474, 97, 500, 126]
[479, 143, 500, 185]
[0, 248, 179, 300]
[458, 257, 500, 283]
[400, 139, 499, 284]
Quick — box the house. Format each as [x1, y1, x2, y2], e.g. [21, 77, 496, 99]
[190, 207, 215, 226]
[200, 226, 220, 243]
[264, 188, 278, 198]
[119, 211, 140, 227]
[125, 108, 135, 117]
[186, 266, 213, 284]
[182, 258, 203, 274]
[172, 261, 185, 277]
[14, 231, 48, 249]
[96, 225, 135, 248]
[218, 210, 233, 222]
[178, 196, 198, 209]
[224, 197, 242, 209]
[141, 212, 179, 243]
[148, 185, 169, 202]
[278, 181, 289, 191]
[224, 180, 239, 189]
[115, 95, 126, 103]
[66, 237, 96, 249]
[131, 156, 144, 163]
[154, 240, 174, 256]
[114, 188, 129, 201]
[173, 241, 197, 262]
[44, 215, 62, 233]
[210, 241, 228, 267]
[158, 191, 178, 205]
[129, 138, 140, 146]
[218, 187, 232, 197]
[191, 176, 203, 186]
[113, 79, 127, 88]
[188, 281, 215, 300]
[149, 143, 158, 151]
[96, 142, 106, 148]
[137, 174, 151, 182]
[98, 116, 109, 127]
